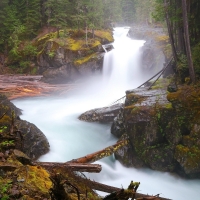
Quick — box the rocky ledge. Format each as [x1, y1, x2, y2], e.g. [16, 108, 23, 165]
[112, 84, 200, 179]
[79, 103, 123, 123]
[0, 94, 49, 160]
[35, 29, 114, 83]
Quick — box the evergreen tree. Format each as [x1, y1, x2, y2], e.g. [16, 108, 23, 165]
[102, 0, 122, 27]
[44, 0, 71, 35]
[0, 1, 21, 53]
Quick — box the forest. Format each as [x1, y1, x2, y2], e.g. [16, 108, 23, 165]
[0, 0, 200, 83]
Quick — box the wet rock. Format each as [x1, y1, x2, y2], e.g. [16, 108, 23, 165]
[79, 103, 123, 123]
[0, 94, 50, 160]
[167, 82, 177, 92]
[13, 149, 31, 165]
[113, 85, 200, 177]
[36, 30, 113, 83]
[111, 109, 126, 138]
[15, 119, 50, 160]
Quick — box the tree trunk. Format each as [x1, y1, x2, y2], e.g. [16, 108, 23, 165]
[181, 0, 196, 83]
[67, 140, 128, 164]
[34, 162, 102, 173]
[85, 21, 88, 46]
[164, 0, 178, 63]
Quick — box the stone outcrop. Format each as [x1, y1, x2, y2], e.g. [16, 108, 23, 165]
[128, 26, 173, 77]
[15, 119, 50, 160]
[35, 29, 114, 83]
[79, 103, 123, 123]
[112, 84, 200, 178]
[0, 94, 49, 160]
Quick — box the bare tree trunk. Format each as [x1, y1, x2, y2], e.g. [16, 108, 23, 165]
[181, 0, 196, 83]
[164, 0, 178, 63]
[85, 21, 88, 46]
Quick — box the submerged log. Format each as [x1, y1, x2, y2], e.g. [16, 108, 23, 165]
[67, 139, 128, 163]
[34, 162, 101, 173]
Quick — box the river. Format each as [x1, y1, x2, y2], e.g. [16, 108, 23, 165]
[12, 27, 200, 200]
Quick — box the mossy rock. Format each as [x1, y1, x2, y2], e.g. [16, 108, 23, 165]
[175, 144, 200, 177]
[142, 145, 176, 172]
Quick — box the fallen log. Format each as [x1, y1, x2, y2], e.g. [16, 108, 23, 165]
[86, 180, 171, 200]
[67, 139, 128, 164]
[33, 162, 102, 173]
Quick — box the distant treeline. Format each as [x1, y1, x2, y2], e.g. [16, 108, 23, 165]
[0, 0, 154, 53]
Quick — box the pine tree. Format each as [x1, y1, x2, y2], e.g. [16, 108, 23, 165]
[0, 1, 21, 53]
[44, 0, 71, 35]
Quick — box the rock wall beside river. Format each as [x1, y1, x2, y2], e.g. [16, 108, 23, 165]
[112, 85, 200, 178]
[0, 94, 49, 160]
[35, 29, 114, 83]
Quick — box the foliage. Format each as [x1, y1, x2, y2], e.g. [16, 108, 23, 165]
[192, 43, 200, 78]
[152, 0, 200, 82]
[0, 178, 12, 200]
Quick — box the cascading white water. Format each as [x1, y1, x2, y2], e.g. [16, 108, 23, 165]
[12, 27, 200, 200]
[103, 27, 146, 94]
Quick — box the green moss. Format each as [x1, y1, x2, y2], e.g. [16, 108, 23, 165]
[167, 86, 200, 109]
[16, 165, 52, 195]
[175, 144, 200, 169]
[151, 78, 170, 89]
[94, 30, 114, 42]
[0, 178, 12, 200]
[165, 103, 172, 109]
[74, 53, 97, 66]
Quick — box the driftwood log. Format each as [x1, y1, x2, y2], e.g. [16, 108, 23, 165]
[81, 179, 171, 200]
[35, 140, 128, 173]
[34, 162, 102, 173]
[67, 139, 128, 164]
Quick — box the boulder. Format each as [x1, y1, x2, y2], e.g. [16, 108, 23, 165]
[79, 103, 123, 123]
[15, 119, 50, 160]
[0, 94, 49, 160]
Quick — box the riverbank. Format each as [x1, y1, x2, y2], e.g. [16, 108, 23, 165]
[0, 75, 77, 100]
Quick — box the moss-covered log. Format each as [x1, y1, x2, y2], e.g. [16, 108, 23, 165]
[68, 140, 128, 164]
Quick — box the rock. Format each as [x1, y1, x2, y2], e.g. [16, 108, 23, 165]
[167, 82, 177, 92]
[112, 84, 200, 177]
[35, 29, 114, 83]
[13, 149, 31, 165]
[0, 94, 50, 160]
[15, 119, 50, 160]
[128, 26, 166, 77]
[79, 103, 123, 123]
[111, 109, 125, 138]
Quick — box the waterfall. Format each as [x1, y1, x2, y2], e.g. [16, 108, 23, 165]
[103, 27, 146, 94]
[12, 27, 200, 200]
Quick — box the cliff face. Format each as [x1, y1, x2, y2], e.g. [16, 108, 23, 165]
[34, 29, 114, 83]
[112, 84, 200, 178]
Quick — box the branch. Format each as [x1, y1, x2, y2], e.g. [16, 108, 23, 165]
[85, 180, 171, 200]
